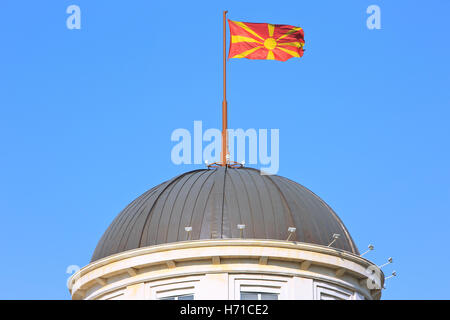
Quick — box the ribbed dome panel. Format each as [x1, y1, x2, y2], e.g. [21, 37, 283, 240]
[92, 167, 358, 261]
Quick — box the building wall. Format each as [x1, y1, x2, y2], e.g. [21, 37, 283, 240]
[69, 240, 383, 300]
[97, 272, 366, 300]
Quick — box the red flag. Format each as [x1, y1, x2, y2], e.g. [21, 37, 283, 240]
[228, 20, 305, 61]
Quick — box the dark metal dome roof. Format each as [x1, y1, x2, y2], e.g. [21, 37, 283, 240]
[91, 167, 359, 262]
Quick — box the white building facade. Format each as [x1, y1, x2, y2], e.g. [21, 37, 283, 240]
[69, 239, 383, 300]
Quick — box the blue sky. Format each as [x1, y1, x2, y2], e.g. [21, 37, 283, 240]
[0, 0, 449, 299]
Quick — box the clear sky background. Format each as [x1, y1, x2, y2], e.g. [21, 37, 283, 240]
[0, 0, 449, 299]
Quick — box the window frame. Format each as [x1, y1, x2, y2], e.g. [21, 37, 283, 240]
[159, 294, 194, 300]
[240, 291, 279, 300]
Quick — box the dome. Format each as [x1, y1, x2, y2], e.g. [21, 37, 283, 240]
[91, 167, 359, 262]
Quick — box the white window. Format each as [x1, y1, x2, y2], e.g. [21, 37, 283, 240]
[314, 281, 353, 300]
[240, 292, 278, 300]
[147, 275, 201, 300]
[229, 274, 288, 299]
[160, 294, 194, 300]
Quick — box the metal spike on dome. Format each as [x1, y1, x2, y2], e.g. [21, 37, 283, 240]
[385, 271, 397, 280]
[185, 226, 192, 240]
[327, 233, 340, 247]
[360, 244, 374, 257]
[378, 257, 393, 269]
[286, 227, 296, 241]
[237, 224, 246, 238]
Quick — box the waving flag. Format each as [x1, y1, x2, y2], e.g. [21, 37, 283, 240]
[228, 20, 305, 61]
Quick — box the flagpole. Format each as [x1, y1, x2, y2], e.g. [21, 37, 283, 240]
[221, 10, 228, 166]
